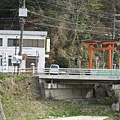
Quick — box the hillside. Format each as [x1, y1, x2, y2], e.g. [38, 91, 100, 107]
[0, 0, 120, 68]
[0, 74, 120, 120]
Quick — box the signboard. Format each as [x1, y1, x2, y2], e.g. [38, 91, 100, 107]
[19, 8, 27, 17]
[2, 52, 8, 72]
[12, 55, 22, 64]
[46, 38, 50, 52]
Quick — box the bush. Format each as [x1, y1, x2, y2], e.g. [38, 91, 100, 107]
[96, 96, 115, 105]
[55, 56, 69, 68]
[14, 74, 30, 80]
[0, 74, 6, 80]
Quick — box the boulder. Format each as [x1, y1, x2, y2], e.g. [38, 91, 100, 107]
[111, 102, 119, 111]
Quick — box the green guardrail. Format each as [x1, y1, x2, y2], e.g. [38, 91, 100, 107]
[94, 70, 120, 76]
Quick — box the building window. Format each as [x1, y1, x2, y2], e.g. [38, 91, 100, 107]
[0, 38, 3, 46]
[8, 38, 18, 46]
[27, 39, 33, 47]
[8, 38, 44, 47]
[33, 39, 38, 47]
[38, 40, 44, 47]
[23, 39, 44, 47]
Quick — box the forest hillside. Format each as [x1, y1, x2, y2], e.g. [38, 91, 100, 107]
[0, 0, 120, 68]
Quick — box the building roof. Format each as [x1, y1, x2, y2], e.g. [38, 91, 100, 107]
[0, 30, 47, 36]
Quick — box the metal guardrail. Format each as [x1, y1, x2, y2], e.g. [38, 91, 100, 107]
[42, 68, 120, 76]
[0, 67, 119, 76]
[0, 67, 38, 74]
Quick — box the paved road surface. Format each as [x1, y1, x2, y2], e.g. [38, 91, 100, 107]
[43, 116, 108, 120]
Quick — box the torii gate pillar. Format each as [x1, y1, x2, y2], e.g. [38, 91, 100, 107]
[89, 45, 93, 69]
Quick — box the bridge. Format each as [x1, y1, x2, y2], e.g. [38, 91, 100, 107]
[38, 68, 120, 84]
[36, 68, 120, 102]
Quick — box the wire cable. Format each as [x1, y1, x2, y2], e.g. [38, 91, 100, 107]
[10, 10, 19, 30]
[28, 20, 113, 35]
[29, 10, 109, 25]
[37, 0, 115, 17]
[28, 10, 113, 30]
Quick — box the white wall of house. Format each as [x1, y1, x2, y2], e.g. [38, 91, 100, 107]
[0, 30, 48, 73]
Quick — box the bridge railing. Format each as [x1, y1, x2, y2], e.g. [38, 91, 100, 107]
[0, 67, 38, 74]
[0, 67, 119, 76]
[42, 68, 120, 76]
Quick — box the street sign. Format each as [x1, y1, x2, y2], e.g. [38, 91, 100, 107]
[96, 56, 99, 61]
[12, 55, 22, 64]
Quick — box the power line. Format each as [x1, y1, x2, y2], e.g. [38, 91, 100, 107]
[28, 10, 113, 30]
[0, 17, 19, 20]
[28, 11, 80, 26]
[29, 21, 76, 31]
[30, 9, 113, 20]
[28, 20, 112, 35]
[0, 9, 17, 11]
[36, 0, 72, 11]
[37, 0, 115, 17]
[10, 10, 19, 30]
[0, 11, 114, 31]
[29, 10, 107, 26]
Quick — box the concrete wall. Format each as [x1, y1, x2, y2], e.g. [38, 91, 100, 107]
[39, 80, 94, 100]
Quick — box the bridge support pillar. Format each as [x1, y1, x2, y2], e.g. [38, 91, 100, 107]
[38, 79, 94, 100]
[112, 84, 120, 111]
[39, 79, 46, 100]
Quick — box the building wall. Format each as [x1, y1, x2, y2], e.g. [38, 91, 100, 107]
[0, 30, 48, 73]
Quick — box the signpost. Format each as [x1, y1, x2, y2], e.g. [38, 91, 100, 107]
[2, 52, 8, 73]
[96, 56, 99, 69]
[12, 55, 22, 74]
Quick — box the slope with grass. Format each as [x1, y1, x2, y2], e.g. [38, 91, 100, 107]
[0, 74, 119, 120]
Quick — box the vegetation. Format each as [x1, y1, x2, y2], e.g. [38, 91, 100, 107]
[0, 75, 119, 120]
[0, 0, 120, 68]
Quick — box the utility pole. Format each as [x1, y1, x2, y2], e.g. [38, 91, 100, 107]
[19, 0, 26, 56]
[112, 13, 116, 69]
[112, 13, 120, 69]
[18, 0, 27, 73]
[112, 14, 116, 40]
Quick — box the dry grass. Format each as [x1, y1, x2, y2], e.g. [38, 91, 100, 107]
[0, 74, 120, 120]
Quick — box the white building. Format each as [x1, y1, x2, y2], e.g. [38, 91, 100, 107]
[0, 30, 49, 73]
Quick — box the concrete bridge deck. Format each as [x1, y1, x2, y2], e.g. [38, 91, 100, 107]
[38, 74, 120, 84]
[38, 68, 120, 84]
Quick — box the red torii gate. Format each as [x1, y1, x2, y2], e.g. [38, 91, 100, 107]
[83, 40, 118, 69]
